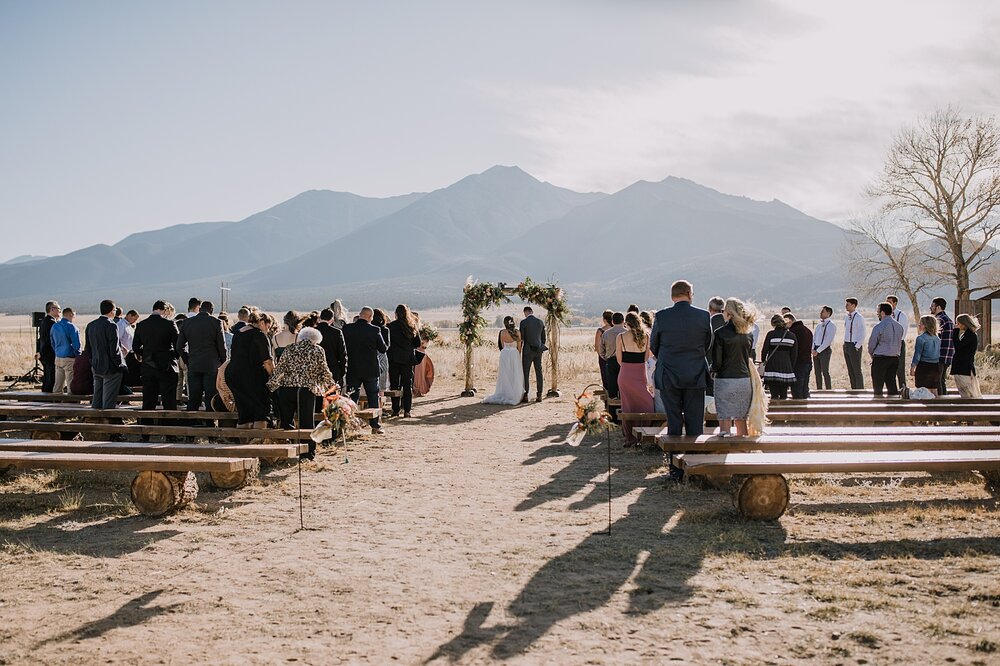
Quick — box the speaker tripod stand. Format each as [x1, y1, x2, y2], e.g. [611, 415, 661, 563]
[6, 325, 44, 390]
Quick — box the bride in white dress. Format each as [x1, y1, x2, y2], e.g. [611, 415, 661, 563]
[483, 316, 525, 405]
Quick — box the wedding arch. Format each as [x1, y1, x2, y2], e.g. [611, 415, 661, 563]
[459, 277, 570, 398]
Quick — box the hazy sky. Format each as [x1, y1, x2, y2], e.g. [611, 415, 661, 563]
[2, 0, 998, 261]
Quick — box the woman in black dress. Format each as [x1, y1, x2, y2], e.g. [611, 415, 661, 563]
[387, 304, 421, 418]
[226, 311, 276, 427]
[760, 314, 798, 400]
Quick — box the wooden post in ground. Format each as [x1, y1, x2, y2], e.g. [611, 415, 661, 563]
[461, 343, 476, 397]
[546, 313, 561, 398]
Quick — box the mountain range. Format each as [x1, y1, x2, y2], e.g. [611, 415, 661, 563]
[0, 166, 855, 314]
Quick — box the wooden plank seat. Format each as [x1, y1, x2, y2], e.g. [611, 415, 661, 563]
[0, 438, 306, 458]
[0, 391, 143, 403]
[0, 421, 314, 442]
[0, 450, 257, 516]
[0, 405, 240, 422]
[768, 402, 1000, 412]
[636, 424, 1000, 444]
[676, 450, 1000, 520]
[654, 433, 1000, 453]
[767, 411, 1000, 425]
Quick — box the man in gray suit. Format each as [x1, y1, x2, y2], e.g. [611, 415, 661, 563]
[176, 300, 226, 411]
[650, 280, 713, 437]
[519, 306, 547, 403]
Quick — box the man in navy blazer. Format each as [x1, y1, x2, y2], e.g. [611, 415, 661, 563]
[85, 299, 127, 409]
[650, 280, 714, 437]
[342, 307, 388, 434]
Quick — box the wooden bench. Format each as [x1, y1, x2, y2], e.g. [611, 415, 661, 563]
[0, 421, 314, 442]
[0, 404, 240, 422]
[0, 449, 258, 516]
[676, 449, 1000, 520]
[635, 424, 1000, 445]
[768, 402, 1000, 413]
[0, 391, 144, 403]
[767, 411, 1000, 425]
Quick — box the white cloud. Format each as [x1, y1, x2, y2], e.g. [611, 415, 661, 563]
[484, 0, 1000, 222]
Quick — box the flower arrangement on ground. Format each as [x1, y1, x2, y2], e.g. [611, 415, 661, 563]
[310, 386, 364, 443]
[566, 385, 613, 445]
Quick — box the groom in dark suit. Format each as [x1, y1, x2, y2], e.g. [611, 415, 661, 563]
[518, 306, 546, 403]
[650, 280, 713, 437]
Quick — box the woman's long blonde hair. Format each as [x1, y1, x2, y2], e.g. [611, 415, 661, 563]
[724, 298, 756, 335]
[919, 315, 939, 337]
[956, 313, 981, 331]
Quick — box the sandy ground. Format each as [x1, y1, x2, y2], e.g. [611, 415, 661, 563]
[2, 372, 1000, 664]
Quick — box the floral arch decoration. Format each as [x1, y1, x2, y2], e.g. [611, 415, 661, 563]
[459, 277, 569, 398]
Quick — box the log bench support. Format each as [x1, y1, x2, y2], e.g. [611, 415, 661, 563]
[729, 474, 789, 520]
[131, 471, 199, 516]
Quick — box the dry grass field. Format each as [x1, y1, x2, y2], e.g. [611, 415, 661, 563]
[1, 322, 999, 663]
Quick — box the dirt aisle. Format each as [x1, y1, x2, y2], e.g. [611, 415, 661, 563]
[2, 382, 999, 664]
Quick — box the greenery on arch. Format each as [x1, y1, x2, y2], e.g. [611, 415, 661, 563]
[459, 277, 569, 347]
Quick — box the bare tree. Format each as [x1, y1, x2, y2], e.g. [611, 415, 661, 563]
[843, 211, 941, 324]
[868, 107, 1000, 300]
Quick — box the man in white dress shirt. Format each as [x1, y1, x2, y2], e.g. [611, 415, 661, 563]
[886, 295, 909, 391]
[843, 297, 866, 389]
[812, 305, 836, 390]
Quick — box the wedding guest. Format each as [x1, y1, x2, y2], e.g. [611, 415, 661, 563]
[784, 313, 813, 399]
[173, 312, 189, 404]
[218, 313, 234, 354]
[627, 304, 640, 315]
[176, 300, 227, 411]
[113, 306, 123, 323]
[749, 321, 760, 362]
[117, 309, 138, 352]
[232, 307, 251, 333]
[780, 306, 792, 315]
[388, 304, 421, 418]
[267, 327, 334, 458]
[226, 311, 276, 428]
[615, 312, 653, 446]
[712, 298, 755, 437]
[85, 300, 127, 409]
[843, 298, 866, 389]
[708, 297, 726, 331]
[412, 312, 435, 398]
[51, 307, 80, 394]
[600, 312, 627, 422]
[761, 314, 797, 400]
[640, 310, 657, 408]
[317, 308, 348, 387]
[372, 308, 392, 393]
[594, 310, 613, 392]
[330, 299, 348, 329]
[650, 280, 713, 440]
[932, 297, 955, 395]
[70, 349, 93, 396]
[867, 302, 904, 397]
[302, 310, 320, 330]
[36, 300, 60, 392]
[812, 306, 836, 390]
[951, 314, 982, 398]
[132, 300, 181, 416]
[887, 295, 909, 390]
[910, 315, 941, 396]
[342, 307, 388, 434]
[274, 311, 303, 360]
